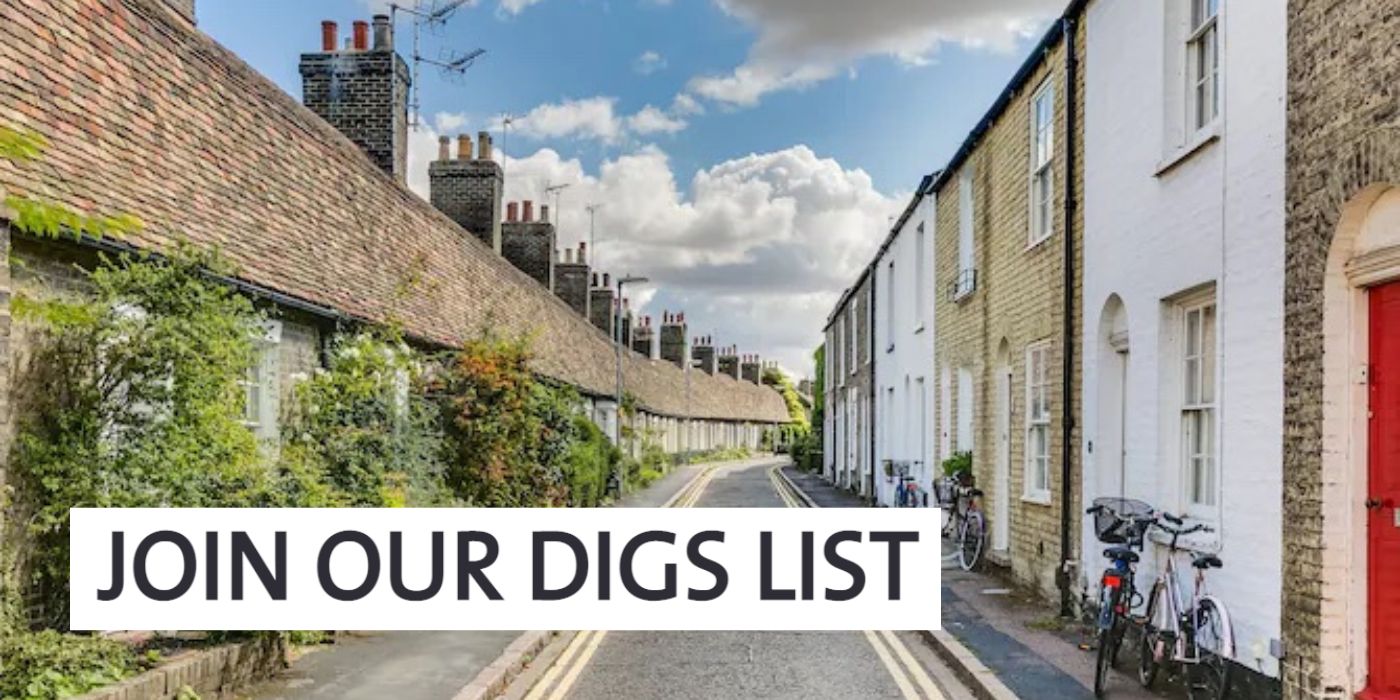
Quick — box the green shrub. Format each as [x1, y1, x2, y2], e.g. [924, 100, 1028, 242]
[562, 414, 619, 506]
[942, 451, 973, 481]
[277, 332, 447, 507]
[0, 631, 144, 700]
[9, 246, 268, 627]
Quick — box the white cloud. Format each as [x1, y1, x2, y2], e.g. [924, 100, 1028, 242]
[433, 112, 469, 133]
[691, 0, 1056, 106]
[671, 93, 705, 116]
[627, 105, 688, 135]
[507, 97, 625, 144]
[491, 144, 901, 374]
[633, 50, 668, 75]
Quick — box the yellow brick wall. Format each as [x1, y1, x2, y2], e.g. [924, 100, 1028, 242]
[933, 29, 1084, 603]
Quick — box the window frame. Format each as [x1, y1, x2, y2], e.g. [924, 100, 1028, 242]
[1023, 341, 1052, 504]
[241, 320, 282, 445]
[886, 260, 896, 352]
[914, 222, 927, 330]
[1028, 78, 1055, 247]
[1186, 0, 1220, 134]
[1178, 295, 1219, 519]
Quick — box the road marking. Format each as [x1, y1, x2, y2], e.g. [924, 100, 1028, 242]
[525, 462, 721, 698]
[879, 630, 947, 700]
[865, 630, 921, 700]
[547, 630, 608, 700]
[524, 631, 594, 700]
[775, 467, 946, 700]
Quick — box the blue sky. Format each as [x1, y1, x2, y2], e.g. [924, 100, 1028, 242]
[199, 0, 1059, 375]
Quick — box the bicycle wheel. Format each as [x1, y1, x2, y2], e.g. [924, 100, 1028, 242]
[957, 510, 985, 571]
[1093, 587, 1124, 697]
[1187, 599, 1232, 700]
[1138, 581, 1164, 689]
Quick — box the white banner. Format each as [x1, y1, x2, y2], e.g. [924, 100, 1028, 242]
[68, 508, 942, 631]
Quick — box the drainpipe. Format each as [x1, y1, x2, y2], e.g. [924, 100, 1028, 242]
[1058, 14, 1079, 619]
[870, 274, 879, 505]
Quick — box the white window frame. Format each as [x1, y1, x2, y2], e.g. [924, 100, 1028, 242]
[914, 222, 927, 329]
[956, 367, 974, 454]
[241, 320, 282, 444]
[1028, 79, 1055, 246]
[1023, 341, 1052, 503]
[956, 167, 976, 296]
[848, 301, 858, 375]
[1178, 294, 1219, 519]
[886, 260, 896, 352]
[1186, 0, 1220, 134]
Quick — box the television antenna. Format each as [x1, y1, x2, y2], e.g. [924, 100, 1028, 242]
[545, 182, 571, 228]
[390, 1, 487, 130]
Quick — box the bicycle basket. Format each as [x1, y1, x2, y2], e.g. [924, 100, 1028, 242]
[1090, 497, 1154, 544]
[934, 477, 958, 507]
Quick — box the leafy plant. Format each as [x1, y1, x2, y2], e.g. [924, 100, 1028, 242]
[277, 332, 447, 507]
[9, 246, 268, 627]
[0, 631, 145, 700]
[942, 451, 974, 481]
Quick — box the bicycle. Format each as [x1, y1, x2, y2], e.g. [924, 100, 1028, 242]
[936, 475, 984, 570]
[1085, 497, 1157, 697]
[1138, 512, 1234, 700]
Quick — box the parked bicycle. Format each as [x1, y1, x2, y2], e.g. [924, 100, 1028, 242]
[1086, 496, 1157, 697]
[935, 475, 984, 570]
[1138, 512, 1233, 700]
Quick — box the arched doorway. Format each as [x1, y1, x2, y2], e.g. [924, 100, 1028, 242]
[1320, 184, 1400, 696]
[993, 339, 1012, 554]
[1096, 295, 1130, 500]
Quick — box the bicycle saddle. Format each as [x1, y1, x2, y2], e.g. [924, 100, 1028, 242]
[1191, 553, 1223, 569]
[1103, 546, 1139, 563]
[968, 488, 984, 497]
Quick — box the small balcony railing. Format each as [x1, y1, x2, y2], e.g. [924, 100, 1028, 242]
[949, 268, 978, 301]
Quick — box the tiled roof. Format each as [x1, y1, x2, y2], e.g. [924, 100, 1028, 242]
[0, 0, 789, 423]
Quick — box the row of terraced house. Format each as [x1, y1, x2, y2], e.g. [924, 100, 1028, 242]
[0, 0, 792, 537]
[821, 1, 1399, 698]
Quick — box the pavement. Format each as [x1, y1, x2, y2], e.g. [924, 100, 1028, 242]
[514, 459, 973, 700]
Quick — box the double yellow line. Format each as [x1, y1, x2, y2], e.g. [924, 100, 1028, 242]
[767, 465, 946, 700]
[525, 464, 719, 700]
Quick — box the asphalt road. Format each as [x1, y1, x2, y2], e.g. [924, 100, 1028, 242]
[521, 459, 972, 700]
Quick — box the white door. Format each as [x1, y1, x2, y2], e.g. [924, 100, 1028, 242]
[994, 367, 1011, 552]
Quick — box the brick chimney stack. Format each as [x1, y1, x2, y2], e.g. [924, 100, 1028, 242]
[501, 200, 555, 290]
[692, 335, 718, 375]
[718, 346, 741, 380]
[632, 315, 656, 358]
[300, 16, 410, 184]
[552, 245, 590, 318]
[589, 273, 616, 337]
[618, 298, 635, 349]
[741, 354, 763, 385]
[429, 131, 504, 252]
[659, 312, 689, 369]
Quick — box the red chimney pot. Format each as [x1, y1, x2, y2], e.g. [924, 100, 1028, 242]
[352, 20, 370, 51]
[522, 200, 534, 223]
[506, 202, 519, 223]
[321, 21, 338, 52]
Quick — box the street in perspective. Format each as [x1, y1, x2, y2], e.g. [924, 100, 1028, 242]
[0, 0, 1396, 698]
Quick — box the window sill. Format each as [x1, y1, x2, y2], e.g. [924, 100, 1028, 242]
[1021, 491, 1052, 506]
[1155, 124, 1220, 177]
[1026, 232, 1053, 252]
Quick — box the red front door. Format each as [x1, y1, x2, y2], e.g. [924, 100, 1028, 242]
[1367, 281, 1400, 697]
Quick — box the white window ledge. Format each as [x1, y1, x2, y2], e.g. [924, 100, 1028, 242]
[1021, 491, 1052, 506]
[1155, 123, 1221, 177]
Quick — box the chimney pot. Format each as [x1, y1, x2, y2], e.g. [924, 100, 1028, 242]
[565, 248, 574, 264]
[437, 136, 450, 162]
[522, 200, 534, 223]
[603, 273, 611, 287]
[478, 131, 493, 161]
[578, 241, 587, 264]
[352, 20, 370, 51]
[321, 21, 338, 52]
[457, 134, 473, 161]
[592, 272, 599, 287]
[506, 202, 519, 222]
[372, 14, 391, 50]
[541, 204, 550, 223]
